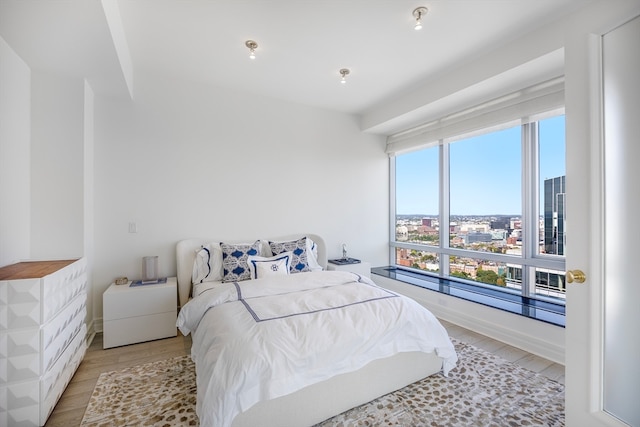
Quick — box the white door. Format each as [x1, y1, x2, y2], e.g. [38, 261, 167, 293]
[565, 13, 640, 427]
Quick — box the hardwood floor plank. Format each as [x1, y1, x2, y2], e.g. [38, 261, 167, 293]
[515, 353, 555, 373]
[492, 343, 530, 363]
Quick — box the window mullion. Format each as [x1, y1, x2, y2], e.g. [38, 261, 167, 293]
[522, 122, 538, 296]
[389, 155, 397, 265]
[439, 140, 450, 277]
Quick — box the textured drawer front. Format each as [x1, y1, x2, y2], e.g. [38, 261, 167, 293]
[0, 379, 39, 426]
[41, 345, 85, 425]
[103, 311, 177, 348]
[0, 327, 41, 382]
[41, 324, 86, 422]
[0, 278, 41, 330]
[42, 295, 86, 373]
[103, 283, 176, 320]
[42, 258, 87, 323]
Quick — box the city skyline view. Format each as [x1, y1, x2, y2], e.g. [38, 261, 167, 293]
[395, 115, 566, 216]
[393, 115, 566, 299]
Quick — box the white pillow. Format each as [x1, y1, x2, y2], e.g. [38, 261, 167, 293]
[306, 237, 323, 271]
[192, 243, 223, 284]
[247, 252, 292, 279]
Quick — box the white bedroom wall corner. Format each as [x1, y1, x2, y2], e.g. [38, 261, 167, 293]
[30, 71, 85, 260]
[101, 0, 134, 99]
[84, 79, 96, 331]
[0, 35, 31, 267]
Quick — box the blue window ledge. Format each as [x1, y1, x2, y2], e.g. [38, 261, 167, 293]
[372, 266, 565, 327]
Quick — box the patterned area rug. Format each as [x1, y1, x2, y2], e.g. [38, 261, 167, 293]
[80, 339, 564, 426]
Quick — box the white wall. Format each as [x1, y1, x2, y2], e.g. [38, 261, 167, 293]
[92, 74, 388, 319]
[83, 80, 96, 328]
[0, 36, 31, 266]
[30, 71, 85, 260]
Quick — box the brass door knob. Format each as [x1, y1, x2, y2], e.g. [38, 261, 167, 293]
[566, 270, 586, 283]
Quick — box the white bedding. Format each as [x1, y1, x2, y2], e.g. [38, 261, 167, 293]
[177, 270, 457, 427]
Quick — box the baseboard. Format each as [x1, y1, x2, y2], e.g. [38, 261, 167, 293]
[88, 317, 103, 334]
[373, 275, 565, 365]
[86, 318, 98, 346]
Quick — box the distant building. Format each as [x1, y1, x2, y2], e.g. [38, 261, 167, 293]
[491, 230, 508, 240]
[417, 225, 438, 235]
[461, 223, 489, 233]
[463, 232, 493, 244]
[421, 218, 433, 227]
[544, 175, 566, 255]
[490, 217, 510, 230]
[507, 236, 519, 245]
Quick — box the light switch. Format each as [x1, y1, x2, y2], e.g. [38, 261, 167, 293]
[128, 222, 137, 233]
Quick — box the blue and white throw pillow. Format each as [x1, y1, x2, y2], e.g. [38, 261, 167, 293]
[269, 237, 311, 273]
[221, 241, 261, 282]
[247, 252, 292, 279]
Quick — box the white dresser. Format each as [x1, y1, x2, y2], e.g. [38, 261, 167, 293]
[0, 258, 88, 426]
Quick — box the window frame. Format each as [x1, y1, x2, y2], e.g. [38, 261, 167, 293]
[390, 113, 566, 304]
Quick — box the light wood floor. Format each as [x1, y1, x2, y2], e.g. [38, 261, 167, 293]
[44, 321, 564, 426]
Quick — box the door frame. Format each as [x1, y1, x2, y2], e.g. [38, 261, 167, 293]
[564, 3, 640, 425]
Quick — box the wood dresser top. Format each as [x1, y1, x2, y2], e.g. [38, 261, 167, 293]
[0, 259, 78, 280]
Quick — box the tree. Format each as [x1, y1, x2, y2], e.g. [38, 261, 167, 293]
[476, 269, 499, 285]
[451, 271, 470, 279]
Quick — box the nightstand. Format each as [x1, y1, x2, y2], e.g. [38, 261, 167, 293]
[326, 259, 371, 278]
[103, 277, 177, 349]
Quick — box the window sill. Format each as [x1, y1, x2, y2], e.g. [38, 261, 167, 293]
[372, 266, 565, 327]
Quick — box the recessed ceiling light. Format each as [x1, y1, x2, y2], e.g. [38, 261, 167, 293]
[412, 7, 428, 30]
[339, 68, 350, 84]
[245, 40, 258, 59]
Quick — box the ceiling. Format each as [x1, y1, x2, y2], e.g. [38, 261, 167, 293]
[0, 0, 589, 118]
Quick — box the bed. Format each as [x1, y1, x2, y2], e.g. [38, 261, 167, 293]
[176, 234, 457, 427]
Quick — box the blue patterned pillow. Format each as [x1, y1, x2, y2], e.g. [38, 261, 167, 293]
[269, 237, 311, 273]
[220, 241, 261, 282]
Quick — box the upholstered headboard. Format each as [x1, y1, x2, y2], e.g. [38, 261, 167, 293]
[175, 234, 327, 307]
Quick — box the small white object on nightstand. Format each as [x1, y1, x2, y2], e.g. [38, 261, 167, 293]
[326, 260, 371, 278]
[103, 277, 177, 349]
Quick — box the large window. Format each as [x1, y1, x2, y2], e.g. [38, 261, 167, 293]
[391, 114, 566, 302]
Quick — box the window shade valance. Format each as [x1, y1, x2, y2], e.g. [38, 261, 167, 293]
[385, 76, 564, 155]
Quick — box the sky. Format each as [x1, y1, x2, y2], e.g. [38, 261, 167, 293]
[395, 115, 566, 216]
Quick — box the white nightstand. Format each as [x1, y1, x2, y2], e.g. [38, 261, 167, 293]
[103, 277, 177, 349]
[326, 260, 371, 278]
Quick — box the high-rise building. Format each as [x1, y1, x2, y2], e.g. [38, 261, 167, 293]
[490, 216, 510, 230]
[544, 176, 565, 255]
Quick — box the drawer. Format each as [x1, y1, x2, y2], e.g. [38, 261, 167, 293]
[103, 281, 176, 321]
[42, 297, 86, 373]
[0, 328, 41, 382]
[0, 379, 40, 426]
[103, 311, 177, 349]
[40, 325, 87, 424]
[42, 258, 87, 323]
[0, 278, 41, 330]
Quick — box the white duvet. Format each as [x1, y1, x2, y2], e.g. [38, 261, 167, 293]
[177, 270, 457, 427]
